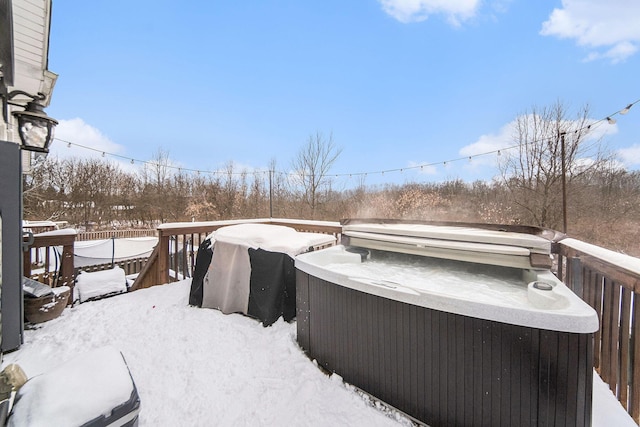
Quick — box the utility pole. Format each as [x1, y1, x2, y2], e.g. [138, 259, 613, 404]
[560, 132, 567, 233]
[269, 169, 273, 218]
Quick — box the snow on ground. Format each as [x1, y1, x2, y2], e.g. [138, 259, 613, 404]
[4, 280, 411, 426]
[2, 279, 637, 426]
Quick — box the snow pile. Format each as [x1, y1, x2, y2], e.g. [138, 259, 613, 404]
[212, 223, 335, 257]
[75, 267, 128, 303]
[9, 347, 137, 426]
[2, 280, 636, 426]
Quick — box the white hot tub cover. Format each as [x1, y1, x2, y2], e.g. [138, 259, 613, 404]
[341, 220, 557, 270]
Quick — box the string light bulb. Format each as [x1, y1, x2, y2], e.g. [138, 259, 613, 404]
[48, 98, 636, 182]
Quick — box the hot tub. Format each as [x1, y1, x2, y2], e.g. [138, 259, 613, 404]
[295, 221, 598, 427]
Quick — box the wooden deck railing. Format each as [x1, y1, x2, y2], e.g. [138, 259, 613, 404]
[131, 218, 342, 291]
[76, 229, 156, 241]
[23, 229, 76, 293]
[24, 229, 155, 300]
[556, 237, 640, 423]
[74, 256, 150, 277]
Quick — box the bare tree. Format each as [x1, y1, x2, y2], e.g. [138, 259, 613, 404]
[291, 132, 342, 219]
[268, 158, 295, 218]
[498, 101, 613, 230]
[139, 148, 173, 223]
[223, 162, 238, 218]
[186, 173, 221, 221]
[246, 171, 268, 218]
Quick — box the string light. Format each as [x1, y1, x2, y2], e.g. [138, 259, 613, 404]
[51, 98, 638, 181]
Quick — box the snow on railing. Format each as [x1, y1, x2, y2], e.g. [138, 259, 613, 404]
[133, 218, 341, 291]
[76, 229, 156, 241]
[556, 239, 640, 423]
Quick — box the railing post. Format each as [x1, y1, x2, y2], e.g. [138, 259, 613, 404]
[158, 230, 170, 285]
[59, 238, 75, 300]
[23, 243, 32, 278]
[569, 256, 584, 299]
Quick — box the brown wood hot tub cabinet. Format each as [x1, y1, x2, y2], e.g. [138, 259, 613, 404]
[296, 270, 594, 427]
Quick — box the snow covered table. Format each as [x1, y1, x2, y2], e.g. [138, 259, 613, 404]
[189, 224, 336, 326]
[75, 267, 128, 303]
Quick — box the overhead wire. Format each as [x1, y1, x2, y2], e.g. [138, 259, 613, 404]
[52, 98, 638, 180]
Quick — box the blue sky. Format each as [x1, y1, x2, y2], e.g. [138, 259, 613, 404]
[47, 0, 640, 187]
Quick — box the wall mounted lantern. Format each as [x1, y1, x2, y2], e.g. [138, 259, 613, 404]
[1, 78, 58, 153]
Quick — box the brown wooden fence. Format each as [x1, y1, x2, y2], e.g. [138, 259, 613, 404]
[556, 237, 640, 423]
[76, 229, 156, 241]
[25, 230, 154, 301]
[131, 218, 342, 291]
[74, 257, 149, 277]
[23, 230, 76, 290]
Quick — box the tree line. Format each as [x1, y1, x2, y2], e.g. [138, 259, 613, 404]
[23, 154, 640, 255]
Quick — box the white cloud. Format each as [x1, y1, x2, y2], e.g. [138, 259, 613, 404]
[378, 0, 480, 25]
[618, 144, 640, 167]
[459, 115, 618, 169]
[50, 118, 124, 160]
[540, 0, 640, 63]
[459, 121, 514, 167]
[46, 118, 144, 174]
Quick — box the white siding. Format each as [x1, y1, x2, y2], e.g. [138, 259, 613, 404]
[11, 0, 52, 97]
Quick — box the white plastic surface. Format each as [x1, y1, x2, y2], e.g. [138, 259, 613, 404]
[295, 245, 598, 333]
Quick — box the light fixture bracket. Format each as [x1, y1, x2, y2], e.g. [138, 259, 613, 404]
[0, 77, 58, 153]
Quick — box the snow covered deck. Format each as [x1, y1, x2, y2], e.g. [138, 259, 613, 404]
[19, 218, 640, 423]
[1, 280, 635, 426]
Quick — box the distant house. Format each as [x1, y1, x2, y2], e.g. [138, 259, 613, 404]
[1, 0, 57, 352]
